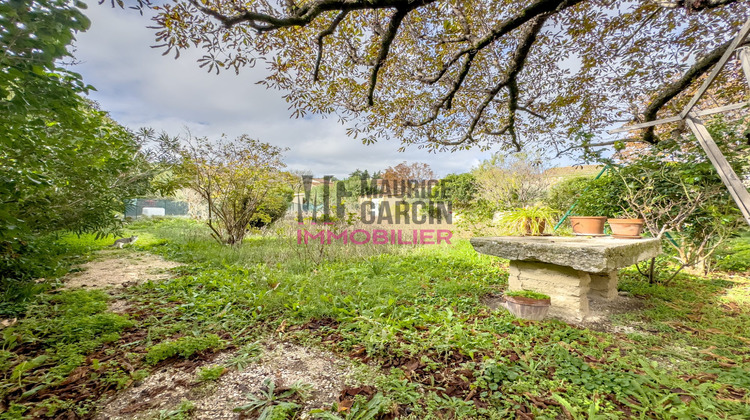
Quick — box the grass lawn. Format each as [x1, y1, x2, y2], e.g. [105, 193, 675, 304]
[1, 218, 749, 419]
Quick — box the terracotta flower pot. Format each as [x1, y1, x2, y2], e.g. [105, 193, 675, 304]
[523, 219, 546, 236]
[503, 295, 551, 321]
[607, 218, 645, 239]
[569, 216, 607, 235]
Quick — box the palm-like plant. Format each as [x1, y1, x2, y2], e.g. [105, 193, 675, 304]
[499, 206, 559, 236]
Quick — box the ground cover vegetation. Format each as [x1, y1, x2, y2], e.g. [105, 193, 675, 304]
[1, 218, 749, 418]
[3, 0, 750, 418]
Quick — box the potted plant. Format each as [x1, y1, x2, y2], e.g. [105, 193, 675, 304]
[499, 206, 559, 236]
[607, 217, 645, 239]
[568, 215, 607, 236]
[502, 290, 551, 321]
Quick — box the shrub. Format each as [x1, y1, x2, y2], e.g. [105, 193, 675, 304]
[545, 176, 597, 214]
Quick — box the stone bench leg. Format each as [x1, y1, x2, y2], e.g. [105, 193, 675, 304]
[589, 271, 618, 300]
[508, 260, 591, 321]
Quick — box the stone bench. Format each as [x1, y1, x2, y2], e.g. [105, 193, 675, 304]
[470, 236, 661, 321]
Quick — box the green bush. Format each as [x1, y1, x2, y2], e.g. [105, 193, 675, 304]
[196, 365, 227, 382]
[0, 233, 111, 317]
[544, 173, 627, 219]
[544, 176, 593, 214]
[714, 234, 750, 272]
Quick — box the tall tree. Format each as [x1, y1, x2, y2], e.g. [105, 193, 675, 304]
[1, 0, 91, 130]
[134, 0, 748, 153]
[382, 161, 436, 182]
[1, 1, 165, 281]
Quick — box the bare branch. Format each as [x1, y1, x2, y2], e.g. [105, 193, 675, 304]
[432, 15, 549, 147]
[555, 138, 648, 157]
[416, 0, 586, 85]
[517, 105, 546, 120]
[403, 50, 478, 127]
[188, 0, 434, 32]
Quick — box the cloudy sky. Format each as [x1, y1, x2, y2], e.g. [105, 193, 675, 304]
[71, 3, 575, 178]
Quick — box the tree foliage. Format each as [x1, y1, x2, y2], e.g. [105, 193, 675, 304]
[139, 0, 748, 153]
[1, 0, 91, 129]
[1, 0, 159, 281]
[179, 135, 291, 245]
[433, 173, 478, 210]
[344, 169, 381, 197]
[382, 162, 436, 183]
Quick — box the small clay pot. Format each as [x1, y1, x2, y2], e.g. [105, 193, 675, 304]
[569, 216, 607, 235]
[607, 218, 645, 239]
[523, 219, 547, 236]
[503, 295, 551, 321]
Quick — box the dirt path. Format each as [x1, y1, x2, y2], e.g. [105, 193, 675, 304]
[59, 251, 364, 419]
[97, 341, 362, 419]
[62, 250, 182, 290]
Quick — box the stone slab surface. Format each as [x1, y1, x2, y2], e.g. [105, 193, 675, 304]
[471, 236, 661, 273]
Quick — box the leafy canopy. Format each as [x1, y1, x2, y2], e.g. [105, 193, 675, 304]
[139, 0, 747, 153]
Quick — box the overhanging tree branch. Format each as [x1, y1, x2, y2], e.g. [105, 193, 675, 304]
[148, 0, 748, 151]
[639, 38, 734, 144]
[431, 15, 548, 147]
[313, 10, 349, 81]
[367, 6, 415, 106]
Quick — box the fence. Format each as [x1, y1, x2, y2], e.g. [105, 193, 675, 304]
[124, 198, 189, 219]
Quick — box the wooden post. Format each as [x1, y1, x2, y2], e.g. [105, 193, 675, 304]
[684, 113, 750, 225]
[611, 18, 750, 226]
[741, 47, 750, 90]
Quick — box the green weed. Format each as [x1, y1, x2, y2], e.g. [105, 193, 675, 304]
[145, 334, 226, 365]
[157, 399, 195, 420]
[226, 342, 262, 371]
[233, 378, 311, 419]
[312, 393, 389, 420]
[196, 365, 226, 382]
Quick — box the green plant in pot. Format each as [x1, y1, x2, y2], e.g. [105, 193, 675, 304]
[503, 290, 551, 321]
[551, 174, 623, 236]
[500, 206, 559, 236]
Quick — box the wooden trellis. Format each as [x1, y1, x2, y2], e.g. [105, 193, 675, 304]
[611, 18, 750, 225]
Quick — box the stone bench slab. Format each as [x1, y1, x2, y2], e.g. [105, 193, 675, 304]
[471, 236, 661, 274]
